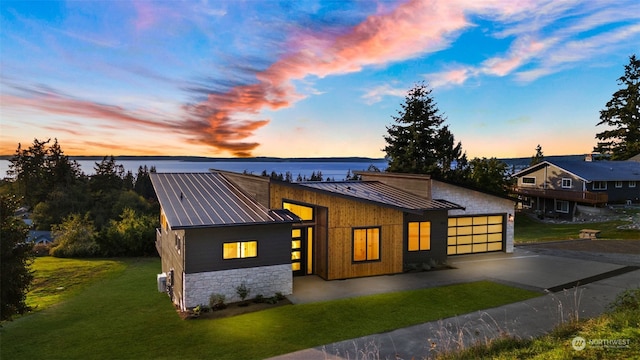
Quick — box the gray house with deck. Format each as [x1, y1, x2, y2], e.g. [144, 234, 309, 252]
[513, 159, 640, 219]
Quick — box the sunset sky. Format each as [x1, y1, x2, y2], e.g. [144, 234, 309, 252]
[1, 0, 639, 159]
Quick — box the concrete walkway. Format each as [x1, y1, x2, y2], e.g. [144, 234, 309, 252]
[270, 248, 640, 359]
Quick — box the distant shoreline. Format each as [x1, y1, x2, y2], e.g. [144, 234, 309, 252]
[0, 155, 387, 163]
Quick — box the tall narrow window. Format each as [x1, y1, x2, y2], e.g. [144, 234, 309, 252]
[223, 241, 257, 259]
[408, 221, 431, 251]
[353, 227, 380, 262]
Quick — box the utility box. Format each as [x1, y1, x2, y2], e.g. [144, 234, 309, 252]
[157, 273, 167, 293]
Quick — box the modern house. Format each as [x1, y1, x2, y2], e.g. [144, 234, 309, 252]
[151, 170, 517, 310]
[150, 172, 299, 310]
[512, 159, 640, 219]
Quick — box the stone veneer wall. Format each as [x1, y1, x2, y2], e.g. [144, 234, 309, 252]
[431, 180, 515, 253]
[183, 264, 292, 309]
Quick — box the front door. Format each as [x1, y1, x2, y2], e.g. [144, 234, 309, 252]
[292, 226, 313, 276]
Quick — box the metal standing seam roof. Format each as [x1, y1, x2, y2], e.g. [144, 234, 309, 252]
[150, 172, 298, 229]
[515, 160, 640, 182]
[298, 181, 464, 213]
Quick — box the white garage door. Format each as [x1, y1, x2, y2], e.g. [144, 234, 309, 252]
[447, 215, 504, 255]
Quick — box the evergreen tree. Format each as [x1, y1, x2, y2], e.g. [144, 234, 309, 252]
[530, 144, 544, 166]
[467, 157, 511, 195]
[383, 82, 464, 178]
[0, 195, 34, 320]
[595, 55, 640, 160]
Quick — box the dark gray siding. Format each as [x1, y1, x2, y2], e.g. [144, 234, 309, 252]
[403, 211, 448, 265]
[184, 223, 291, 273]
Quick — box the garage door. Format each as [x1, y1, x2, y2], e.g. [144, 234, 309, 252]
[447, 215, 504, 255]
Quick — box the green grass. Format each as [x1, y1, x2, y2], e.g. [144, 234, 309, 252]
[515, 212, 640, 243]
[1, 257, 540, 360]
[26, 257, 125, 311]
[439, 288, 640, 360]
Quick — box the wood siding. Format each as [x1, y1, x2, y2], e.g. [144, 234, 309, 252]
[158, 213, 185, 308]
[270, 183, 404, 280]
[219, 172, 271, 208]
[184, 223, 292, 274]
[358, 172, 431, 198]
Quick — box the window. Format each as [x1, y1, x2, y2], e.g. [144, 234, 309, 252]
[223, 241, 257, 259]
[174, 234, 181, 253]
[561, 178, 572, 188]
[630, 181, 637, 188]
[522, 177, 536, 185]
[555, 200, 569, 213]
[353, 227, 380, 262]
[408, 221, 431, 251]
[615, 181, 623, 188]
[283, 201, 314, 221]
[593, 181, 607, 190]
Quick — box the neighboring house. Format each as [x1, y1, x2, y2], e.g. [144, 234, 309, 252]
[27, 230, 53, 244]
[151, 170, 518, 310]
[150, 172, 299, 311]
[512, 159, 640, 219]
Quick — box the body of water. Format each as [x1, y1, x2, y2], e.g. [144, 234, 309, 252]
[0, 159, 388, 181]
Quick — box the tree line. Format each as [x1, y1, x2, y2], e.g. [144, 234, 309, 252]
[1, 138, 159, 258]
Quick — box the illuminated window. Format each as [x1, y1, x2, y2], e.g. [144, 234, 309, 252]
[353, 227, 380, 262]
[408, 222, 431, 251]
[223, 241, 257, 259]
[283, 202, 314, 221]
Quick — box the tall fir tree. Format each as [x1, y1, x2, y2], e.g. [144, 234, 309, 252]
[1, 195, 34, 320]
[595, 55, 640, 160]
[383, 82, 465, 178]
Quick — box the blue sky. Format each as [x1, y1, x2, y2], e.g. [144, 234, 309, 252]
[1, 0, 639, 158]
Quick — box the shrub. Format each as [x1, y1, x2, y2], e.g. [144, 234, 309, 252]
[275, 292, 286, 301]
[209, 293, 226, 310]
[236, 283, 250, 301]
[608, 288, 640, 312]
[253, 294, 265, 303]
[31, 243, 52, 257]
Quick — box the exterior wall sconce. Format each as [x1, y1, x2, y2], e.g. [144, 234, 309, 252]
[508, 213, 514, 222]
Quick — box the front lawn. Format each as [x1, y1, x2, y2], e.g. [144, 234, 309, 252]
[1, 257, 540, 360]
[515, 212, 639, 243]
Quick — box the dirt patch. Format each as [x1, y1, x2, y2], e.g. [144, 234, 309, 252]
[179, 298, 292, 320]
[525, 239, 640, 254]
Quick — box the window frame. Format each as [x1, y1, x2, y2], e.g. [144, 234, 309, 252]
[352, 227, 381, 263]
[222, 240, 258, 260]
[555, 200, 569, 213]
[630, 181, 637, 188]
[522, 177, 536, 185]
[282, 200, 314, 222]
[561, 178, 572, 188]
[407, 221, 431, 252]
[615, 181, 623, 188]
[593, 181, 607, 190]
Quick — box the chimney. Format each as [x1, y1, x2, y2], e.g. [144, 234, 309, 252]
[584, 153, 593, 162]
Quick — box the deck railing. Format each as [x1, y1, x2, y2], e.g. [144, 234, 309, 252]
[512, 187, 608, 204]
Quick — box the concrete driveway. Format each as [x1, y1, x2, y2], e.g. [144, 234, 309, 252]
[272, 247, 640, 360]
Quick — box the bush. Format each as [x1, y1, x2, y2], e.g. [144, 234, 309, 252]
[50, 213, 99, 258]
[236, 283, 250, 301]
[209, 293, 226, 310]
[253, 294, 265, 303]
[608, 288, 640, 312]
[31, 243, 52, 257]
